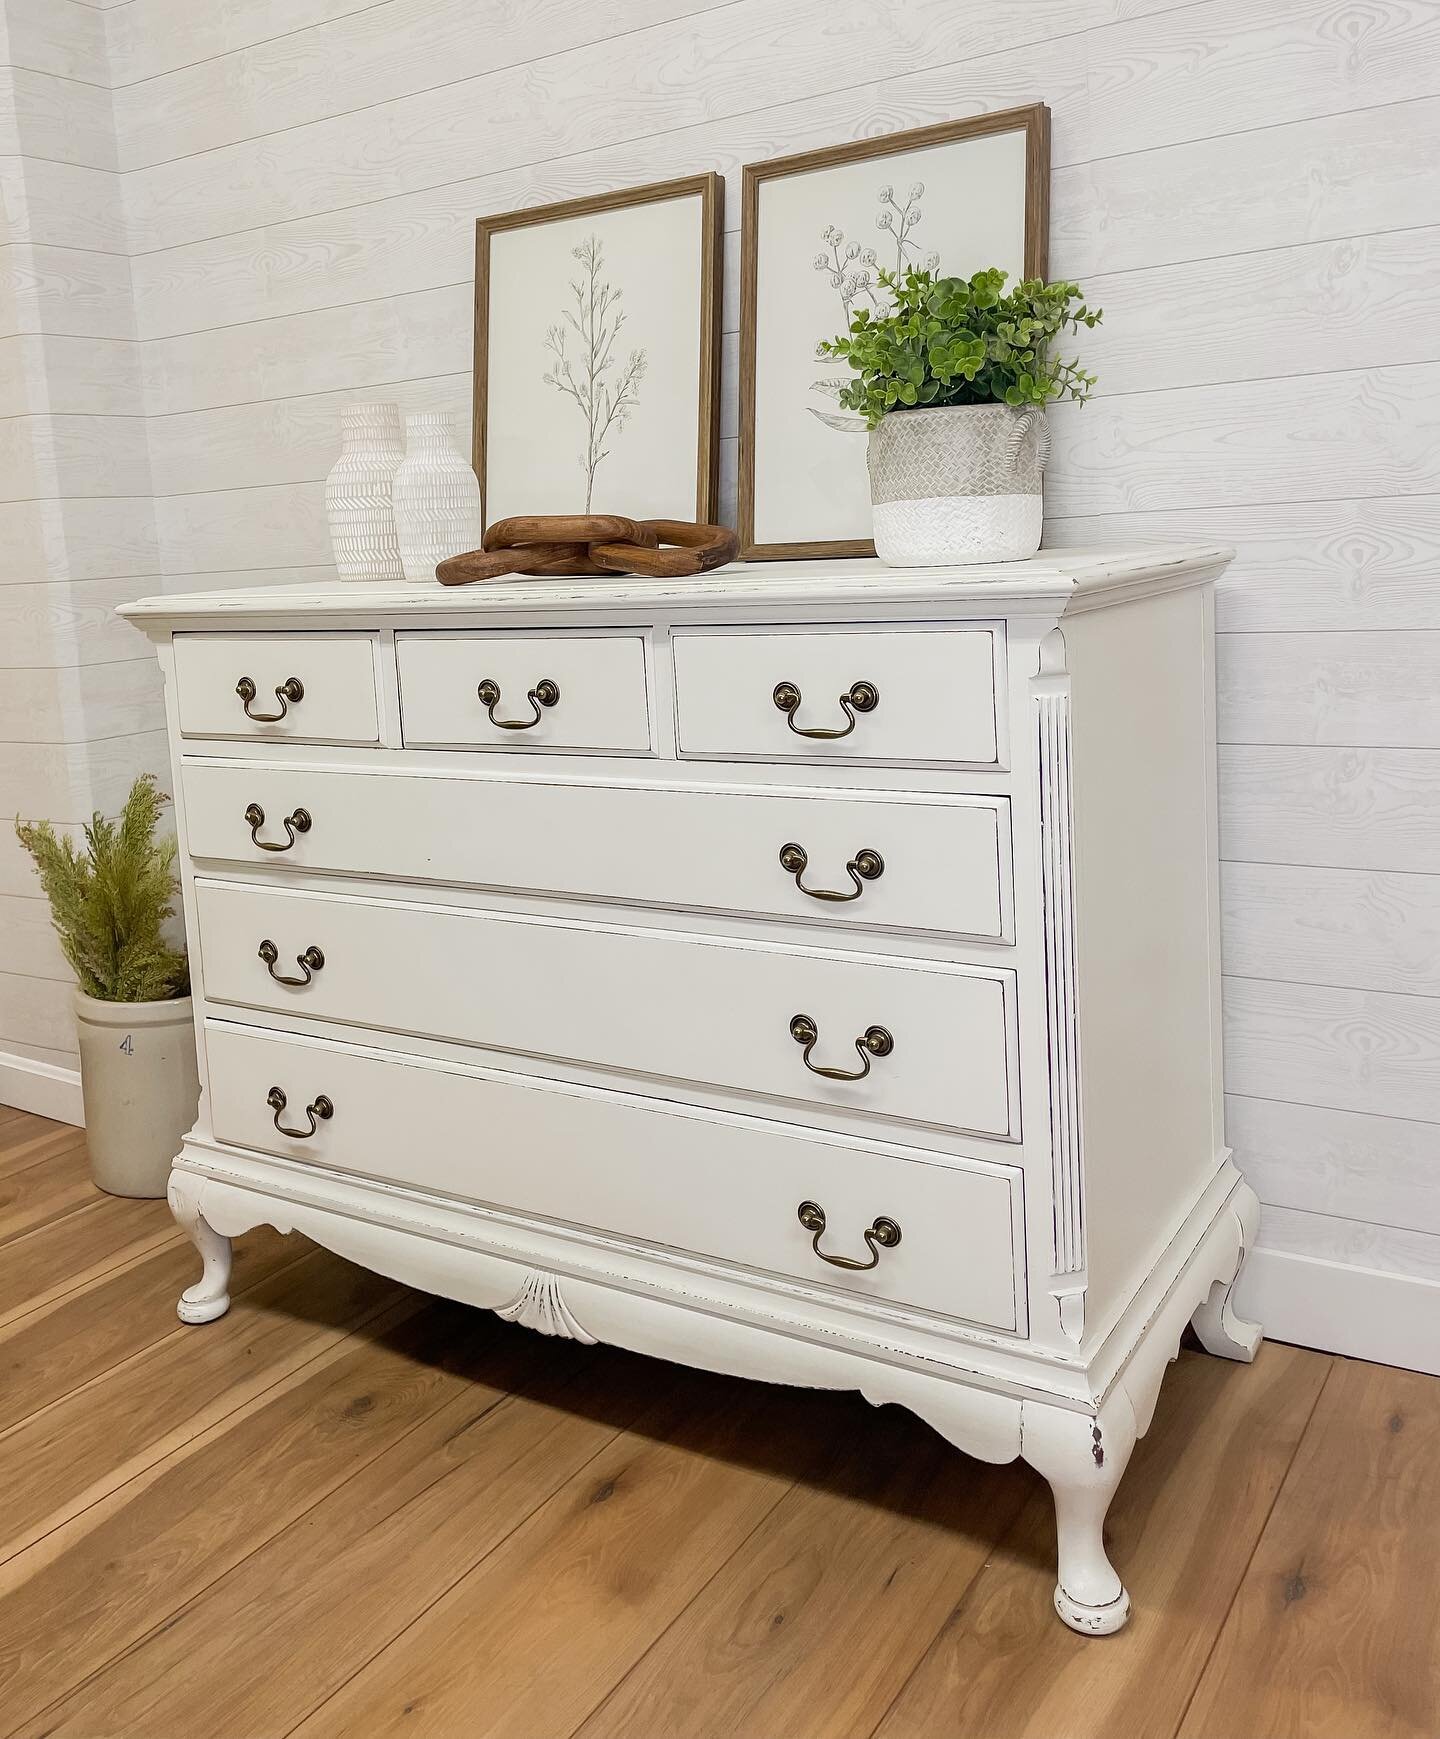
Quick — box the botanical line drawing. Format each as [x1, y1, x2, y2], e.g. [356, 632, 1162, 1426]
[542, 235, 647, 511]
[811, 183, 939, 429]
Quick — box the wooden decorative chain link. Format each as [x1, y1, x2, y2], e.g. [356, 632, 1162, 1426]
[435, 515, 738, 586]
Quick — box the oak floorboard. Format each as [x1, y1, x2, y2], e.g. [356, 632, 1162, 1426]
[1179, 1358, 1440, 1739]
[871, 1344, 1330, 1739]
[0, 1192, 177, 1328]
[0, 1118, 87, 1182]
[0, 1246, 405, 1564]
[286, 1372, 859, 1739]
[0, 1292, 472, 1734]
[0, 1221, 300, 1428]
[0, 1138, 100, 1244]
[23, 1335, 666, 1739]
[576, 1398, 1035, 1739]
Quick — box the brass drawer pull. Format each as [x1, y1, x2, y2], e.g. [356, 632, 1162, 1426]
[258, 940, 325, 985]
[797, 1199, 901, 1271]
[236, 675, 303, 721]
[267, 1085, 333, 1138]
[779, 842, 883, 902]
[772, 680, 878, 740]
[477, 676, 560, 730]
[245, 802, 311, 852]
[789, 1013, 893, 1081]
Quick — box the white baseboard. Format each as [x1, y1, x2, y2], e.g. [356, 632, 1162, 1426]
[1236, 1245, 1440, 1378]
[0, 1050, 84, 1126]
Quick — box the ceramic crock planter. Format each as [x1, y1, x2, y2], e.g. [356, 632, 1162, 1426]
[74, 991, 200, 1197]
[867, 403, 1051, 566]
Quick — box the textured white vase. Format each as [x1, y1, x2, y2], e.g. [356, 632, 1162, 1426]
[325, 402, 404, 581]
[392, 412, 484, 583]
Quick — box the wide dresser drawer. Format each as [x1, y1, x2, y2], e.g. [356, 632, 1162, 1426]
[180, 763, 1012, 940]
[174, 633, 379, 744]
[196, 882, 1019, 1139]
[673, 626, 1002, 765]
[204, 1024, 1025, 1331]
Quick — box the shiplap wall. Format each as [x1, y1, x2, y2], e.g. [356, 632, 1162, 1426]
[4, 0, 1438, 1366]
[0, 0, 165, 1121]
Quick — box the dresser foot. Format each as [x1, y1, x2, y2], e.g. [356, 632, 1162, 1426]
[1023, 1391, 1137, 1635]
[169, 1184, 232, 1324]
[1190, 1181, 1262, 1362]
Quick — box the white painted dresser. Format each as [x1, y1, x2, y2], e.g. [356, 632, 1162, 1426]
[121, 547, 1260, 1636]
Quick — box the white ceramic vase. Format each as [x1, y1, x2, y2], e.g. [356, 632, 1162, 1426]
[392, 412, 484, 583]
[74, 991, 200, 1197]
[325, 402, 405, 581]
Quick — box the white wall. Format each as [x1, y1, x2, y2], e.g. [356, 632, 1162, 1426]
[3, 0, 1438, 1367]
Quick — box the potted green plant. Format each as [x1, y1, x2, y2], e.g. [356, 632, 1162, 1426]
[15, 774, 198, 1197]
[818, 265, 1101, 565]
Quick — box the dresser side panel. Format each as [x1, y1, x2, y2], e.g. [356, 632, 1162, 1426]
[1064, 584, 1225, 1331]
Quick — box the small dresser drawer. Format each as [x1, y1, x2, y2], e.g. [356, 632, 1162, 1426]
[205, 1024, 1024, 1331]
[673, 626, 1002, 765]
[397, 632, 651, 752]
[180, 762, 1011, 941]
[196, 882, 1019, 1139]
[173, 633, 379, 744]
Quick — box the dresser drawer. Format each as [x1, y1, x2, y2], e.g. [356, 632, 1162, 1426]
[397, 632, 651, 752]
[205, 1023, 1024, 1331]
[180, 763, 1011, 942]
[173, 633, 379, 744]
[673, 626, 1002, 765]
[196, 883, 1019, 1139]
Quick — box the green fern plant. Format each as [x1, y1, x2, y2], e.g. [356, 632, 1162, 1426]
[15, 774, 189, 1002]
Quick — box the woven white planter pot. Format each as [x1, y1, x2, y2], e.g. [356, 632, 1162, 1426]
[867, 403, 1050, 566]
[325, 402, 405, 581]
[74, 991, 200, 1197]
[392, 412, 484, 584]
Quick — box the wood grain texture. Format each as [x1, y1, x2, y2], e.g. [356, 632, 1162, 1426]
[1224, 975, 1440, 1124]
[0, 1190, 177, 1327]
[1227, 1093, 1440, 1238]
[0, 1119, 1434, 1739]
[1218, 632, 1440, 748]
[1218, 745, 1440, 874]
[1178, 1360, 1440, 1739]
[1221, 862, 1440, 996]
[873, 1345, 1328, 1739]
[1252, 1203, 1440, 1283]
[0, 1130, 92, 1242]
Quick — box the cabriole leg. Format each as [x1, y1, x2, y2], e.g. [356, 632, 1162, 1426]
[1023, 1391, 1137, 1635]
[168, 1181, 232, 1324]
[1190, 1181, 1263, 1362]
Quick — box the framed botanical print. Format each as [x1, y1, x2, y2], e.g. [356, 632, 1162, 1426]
[474, 173, 722, 530]
[738, 107, 1050, 559]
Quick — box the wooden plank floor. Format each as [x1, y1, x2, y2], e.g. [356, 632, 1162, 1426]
[1, 1109, 1435, 1739]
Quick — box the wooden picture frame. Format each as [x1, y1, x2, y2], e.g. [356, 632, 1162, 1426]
[474, 172, 723, 529]
[738, 106, 1050, 560]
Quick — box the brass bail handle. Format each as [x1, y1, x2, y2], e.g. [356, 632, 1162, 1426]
[477, 677, 560, 730]
[789, 1013, 893, 1081]
[779, 843, 884, 903]
[236, 675, 303, 722]
[258, 939, 325, 985]
[772, 680, 878, 740]
[796, 1200, 902, 1271]
[245, 802, 311, 852]
[267, 1085, 334, 1139]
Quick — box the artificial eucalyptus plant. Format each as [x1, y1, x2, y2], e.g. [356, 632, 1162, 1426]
[818, 266, 1101, 429]
[15, 773, 189, 1002]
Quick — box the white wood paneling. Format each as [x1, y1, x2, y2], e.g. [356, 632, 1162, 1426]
[1222, 863, 1440, 998]
[0, 891, 66, 977]
[1218, 632, 1440, 749]
[1046, 497, 1440, 633]
[0, 576, 156, 665]
[1219, 745, 1440, 874]
[1227, 1094, 1440, 1239]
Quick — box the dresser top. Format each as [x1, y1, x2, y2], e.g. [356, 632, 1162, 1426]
[120, 544, 1231, 631]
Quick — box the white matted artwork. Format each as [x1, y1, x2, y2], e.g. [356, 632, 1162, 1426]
[475, 174, 722, 529]
[739, 108, 1050, 558]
